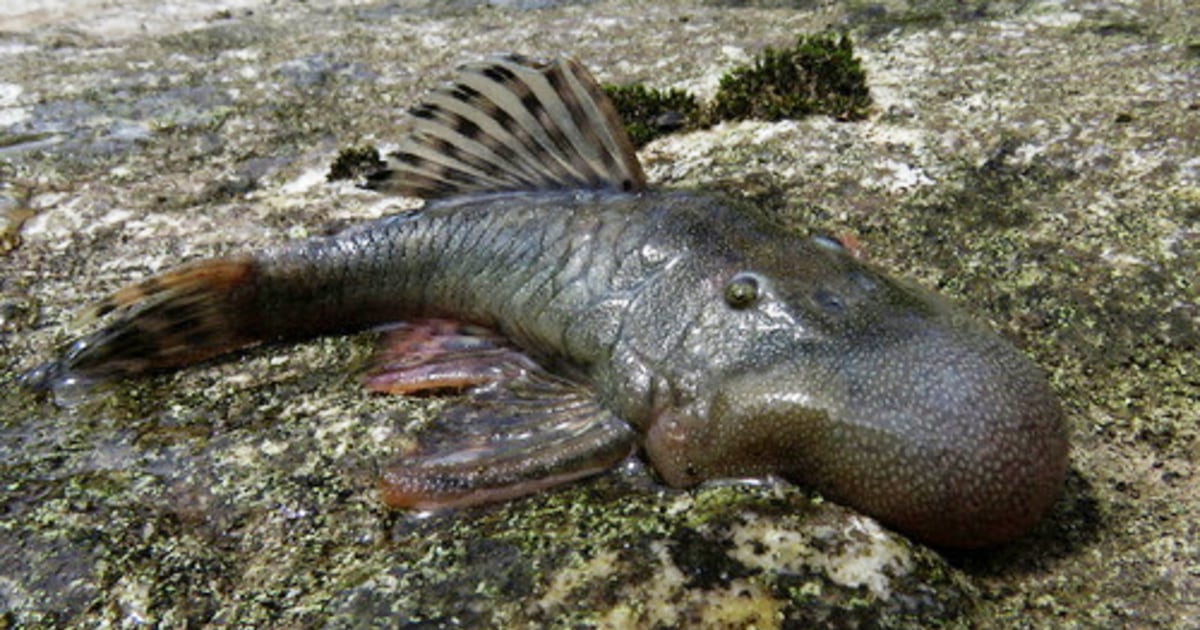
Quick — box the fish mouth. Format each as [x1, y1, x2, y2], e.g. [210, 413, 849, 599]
[709, 317, 1068, 549]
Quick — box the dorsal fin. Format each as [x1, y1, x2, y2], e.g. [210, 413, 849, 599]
[365, 55, 647, 199]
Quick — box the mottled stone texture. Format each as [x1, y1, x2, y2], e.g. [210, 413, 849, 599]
[1, 0, 1197, 627]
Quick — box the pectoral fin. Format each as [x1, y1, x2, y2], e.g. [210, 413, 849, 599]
[367, 319, 636, 509]
[364, 319, 532, 395]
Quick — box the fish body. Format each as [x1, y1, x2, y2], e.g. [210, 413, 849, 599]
[28, 56, 1067, 548]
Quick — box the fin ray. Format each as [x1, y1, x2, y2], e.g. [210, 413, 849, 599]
[380, 381, 636, 510]
[367, 318, 636, 509]
[364, 319, 528, 395]
[418, 91, 559, 185]
[368, 55, 647, 199]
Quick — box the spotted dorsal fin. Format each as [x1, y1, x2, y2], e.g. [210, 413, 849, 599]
[366, 55, 647, 199]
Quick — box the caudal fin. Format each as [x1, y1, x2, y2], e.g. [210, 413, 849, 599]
[24, 258, 263, 390]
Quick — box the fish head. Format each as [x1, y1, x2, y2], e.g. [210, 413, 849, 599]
[644, 234, 1068, 549]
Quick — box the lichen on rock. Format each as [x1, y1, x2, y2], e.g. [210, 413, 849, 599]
[1, 0, 1197, 627]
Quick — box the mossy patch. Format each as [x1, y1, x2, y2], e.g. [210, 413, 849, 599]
[602, 84, 702, 148]
[605, 33, 872, 147]
[327, 145, 385, 182]
[709, 32, 872, 123]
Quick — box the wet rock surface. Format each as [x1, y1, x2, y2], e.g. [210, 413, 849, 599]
[2, 0, 1197, 627]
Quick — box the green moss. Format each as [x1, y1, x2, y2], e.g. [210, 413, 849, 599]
[604, 33, 871, 146]
[709, 32, 872, 123]
[326, 145, 385, 182]
[602, 83, 702, 147]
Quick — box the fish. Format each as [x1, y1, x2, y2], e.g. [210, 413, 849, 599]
[24, 54, 1068, 549]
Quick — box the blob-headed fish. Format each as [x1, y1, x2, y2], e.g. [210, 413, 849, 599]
[26, 55, 1067, 548]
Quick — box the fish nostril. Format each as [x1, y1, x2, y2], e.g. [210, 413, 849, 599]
[813, 289, 846, 314]
[848, 270, 877, 292]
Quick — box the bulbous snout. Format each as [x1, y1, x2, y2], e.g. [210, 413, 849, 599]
[683, 312, 1069, 549]
[797, 316, 1068, 548]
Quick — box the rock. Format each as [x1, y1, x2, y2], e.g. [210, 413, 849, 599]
[1, 0, 1197, 627]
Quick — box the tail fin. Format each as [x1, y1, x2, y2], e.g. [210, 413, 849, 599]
[25, 258, 262, 390]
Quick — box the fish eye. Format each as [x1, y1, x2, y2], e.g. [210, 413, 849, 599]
[724, 273, 760, 309]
